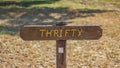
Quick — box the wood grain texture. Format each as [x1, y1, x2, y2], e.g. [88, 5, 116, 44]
[56, 40, 66, 68]
[20, 25, 102, 40]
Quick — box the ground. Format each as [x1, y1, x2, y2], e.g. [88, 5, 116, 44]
[0, 0, 120, 68]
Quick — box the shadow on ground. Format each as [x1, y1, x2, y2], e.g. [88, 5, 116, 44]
[0, 0, 60, 7]
[0, 7, 114, 35]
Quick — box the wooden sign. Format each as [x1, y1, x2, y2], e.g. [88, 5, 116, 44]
[20, 25, 102, 40]
[20, 23, 102, 68]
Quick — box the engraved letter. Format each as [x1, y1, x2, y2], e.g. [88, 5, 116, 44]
[46, 30, 52, 37]
[65, 29, 70, 37]
[78, 29, 82, 37]
[59, 29, 63, 37]
[71, 29, 77, 37]
[54, 30, 59, 37]
[40, 29, 46, 37]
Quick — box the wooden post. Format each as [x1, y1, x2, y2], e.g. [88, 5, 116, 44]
[56, 22, 67, 68]
[56, 40, 66, 68]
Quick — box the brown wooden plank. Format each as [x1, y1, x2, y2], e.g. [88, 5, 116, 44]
[56, 40, 66, 68]
[20, 25, 102, 40]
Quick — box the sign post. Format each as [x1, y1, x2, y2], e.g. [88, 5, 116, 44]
[56, 22, 67, 68]
[56, 40, 66, 68]
[20, 22, 102, 68]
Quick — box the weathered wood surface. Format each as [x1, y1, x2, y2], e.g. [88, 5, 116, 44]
[20, 25, 102, 40]
[56, 40, 66, 68]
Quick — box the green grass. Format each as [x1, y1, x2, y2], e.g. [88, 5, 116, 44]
[0, 0, 60, 7]
[0, 0, 119, 9]
[99, 0, 120, 2]
[99, 0, 120, 7]
[114, 2, 120, 7]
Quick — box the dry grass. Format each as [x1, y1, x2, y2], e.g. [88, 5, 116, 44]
[0, 0, 120, 68]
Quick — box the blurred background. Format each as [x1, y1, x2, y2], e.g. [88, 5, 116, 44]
[0, 0, 120, 68]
